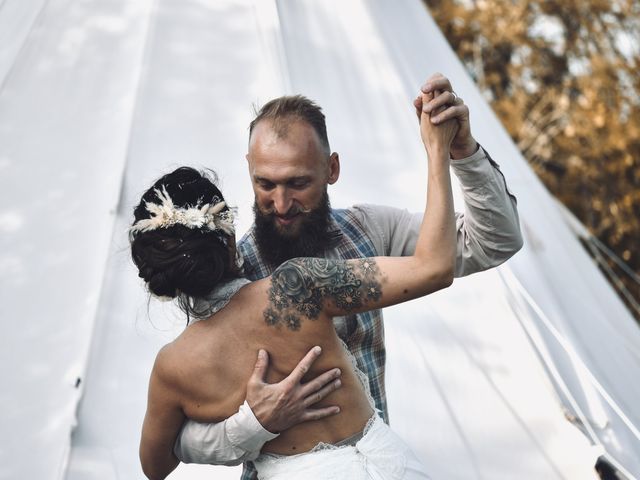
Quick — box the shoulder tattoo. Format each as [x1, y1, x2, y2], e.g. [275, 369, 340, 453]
[264, 258, 383, 331]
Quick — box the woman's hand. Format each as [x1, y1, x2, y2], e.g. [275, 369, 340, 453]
[418, 90, 459, 159]
[414, 73, 477, 159]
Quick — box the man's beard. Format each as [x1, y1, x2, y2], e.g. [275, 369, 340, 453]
[253, 191, 333, 267]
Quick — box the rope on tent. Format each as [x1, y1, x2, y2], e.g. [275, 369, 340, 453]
[586, 235, 640, 286]
[586, 240, 640, 318]
[555, 198, 640, 317]
[499, 267, 639, 480]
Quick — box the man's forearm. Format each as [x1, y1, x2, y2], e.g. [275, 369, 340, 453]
[451, 145, 523, 276]
[174, 401, 278, 466]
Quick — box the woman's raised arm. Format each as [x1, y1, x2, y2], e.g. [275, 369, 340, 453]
[262, 92, 458, 329]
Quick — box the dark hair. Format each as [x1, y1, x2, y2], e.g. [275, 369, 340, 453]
[249, 95, 330, 155]
[130, 167, 237, 318]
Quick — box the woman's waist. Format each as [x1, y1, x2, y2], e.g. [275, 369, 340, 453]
[261, 401, 374, 455]
[253, 414, 415, 480]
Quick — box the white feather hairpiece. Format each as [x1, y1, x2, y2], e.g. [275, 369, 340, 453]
[129, 186, 235, 237]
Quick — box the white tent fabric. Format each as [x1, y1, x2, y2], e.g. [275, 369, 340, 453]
[1, 0, 638, 479]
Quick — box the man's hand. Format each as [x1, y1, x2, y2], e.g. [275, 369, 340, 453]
[413, 73, 478, 159]
[246, 346, 342, 433]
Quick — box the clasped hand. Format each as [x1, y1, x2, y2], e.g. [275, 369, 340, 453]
[413, 73, 477, 160]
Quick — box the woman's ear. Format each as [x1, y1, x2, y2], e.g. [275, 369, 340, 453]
[227, 235, 242, 274]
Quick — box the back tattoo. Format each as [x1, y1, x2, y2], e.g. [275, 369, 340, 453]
[264, 258, 383, 331]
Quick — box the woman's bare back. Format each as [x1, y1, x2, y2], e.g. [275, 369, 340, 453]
[158, 278, 374, 455]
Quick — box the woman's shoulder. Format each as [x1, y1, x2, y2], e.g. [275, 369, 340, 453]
[150, 342, 184, 391]
[155, 326, 223, 377]
[152, 333, 228, 400]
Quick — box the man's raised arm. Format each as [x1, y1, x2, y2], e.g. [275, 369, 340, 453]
[351, 73, 522, 275]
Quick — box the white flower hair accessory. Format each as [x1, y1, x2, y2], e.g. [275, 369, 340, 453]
[129, 185, 235, 237]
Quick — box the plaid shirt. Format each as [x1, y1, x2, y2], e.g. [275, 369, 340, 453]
[238, 208, 387, 480]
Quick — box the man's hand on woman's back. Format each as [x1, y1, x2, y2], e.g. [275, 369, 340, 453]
[246, 346, 343, 433]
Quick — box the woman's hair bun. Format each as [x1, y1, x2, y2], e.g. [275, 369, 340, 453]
[130, 167, 236, 310]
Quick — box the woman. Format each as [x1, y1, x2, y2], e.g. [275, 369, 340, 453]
[132, 92, 457, 479]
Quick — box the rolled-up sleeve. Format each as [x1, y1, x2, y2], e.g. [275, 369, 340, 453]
[351, 146, 522, 277]
[450, 146, 522, 276]
[174, 401, 279, 466]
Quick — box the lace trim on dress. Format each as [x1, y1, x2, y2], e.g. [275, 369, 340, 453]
[188, 277, 251, 322]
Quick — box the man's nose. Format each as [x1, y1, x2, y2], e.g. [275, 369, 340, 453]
[272, 187, 292, 215]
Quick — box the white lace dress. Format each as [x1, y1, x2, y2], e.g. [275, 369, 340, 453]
[253, 412, 432, 480]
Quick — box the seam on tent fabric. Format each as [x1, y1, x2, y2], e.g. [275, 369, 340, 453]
[500, 267, 639, 480]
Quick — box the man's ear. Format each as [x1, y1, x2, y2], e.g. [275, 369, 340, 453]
[327, 152, 340, 185]
[245, 153, 254, 176]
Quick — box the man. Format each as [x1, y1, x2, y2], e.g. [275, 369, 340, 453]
[172, 73, 523, 478]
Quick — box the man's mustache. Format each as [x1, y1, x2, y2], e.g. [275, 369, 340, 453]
[261, 205, 313, 218]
